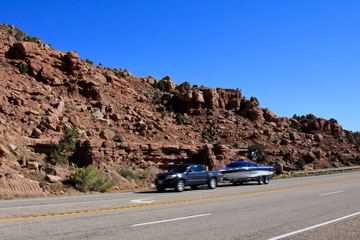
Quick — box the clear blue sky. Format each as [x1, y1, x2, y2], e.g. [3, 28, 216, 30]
[2, 0, 359, 131]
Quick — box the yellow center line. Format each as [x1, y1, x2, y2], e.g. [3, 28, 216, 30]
[1, 178, 359, 223]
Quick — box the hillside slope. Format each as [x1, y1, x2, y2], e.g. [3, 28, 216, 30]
[0, 24, 359, 198]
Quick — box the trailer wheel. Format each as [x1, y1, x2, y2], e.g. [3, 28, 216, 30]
[258, 176, 264, 185]
[208, 178, 217, 189]
[264, 176, 270, 184]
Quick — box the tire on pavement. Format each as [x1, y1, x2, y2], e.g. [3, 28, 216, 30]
[264, 176, 270, 184]
[176, 180, 185, 192]
[208, 178, 217, 189]
[258, 176, 264, 185]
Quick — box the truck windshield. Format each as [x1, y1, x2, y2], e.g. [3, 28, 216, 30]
[169, 165, 188, 173]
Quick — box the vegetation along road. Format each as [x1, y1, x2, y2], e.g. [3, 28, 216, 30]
[0, 172, 359, 240]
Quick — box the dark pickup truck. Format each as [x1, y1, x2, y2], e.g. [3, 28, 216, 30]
[154, 164, 221, 192]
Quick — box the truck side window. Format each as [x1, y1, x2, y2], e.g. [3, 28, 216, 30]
[197, 165, 206, 172]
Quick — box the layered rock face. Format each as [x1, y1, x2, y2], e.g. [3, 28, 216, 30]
[0, 24, 359, 198]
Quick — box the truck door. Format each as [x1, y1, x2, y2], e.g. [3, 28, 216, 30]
[186, 166, 198, 185]
[196, 165, 208, 184]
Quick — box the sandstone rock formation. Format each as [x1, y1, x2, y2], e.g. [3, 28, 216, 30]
[0, 23, 359, 198]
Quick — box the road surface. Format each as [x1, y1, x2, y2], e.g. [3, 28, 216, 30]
[0, 172, 359, 239]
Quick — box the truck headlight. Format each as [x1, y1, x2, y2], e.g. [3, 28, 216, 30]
[166, 174, 178, 179]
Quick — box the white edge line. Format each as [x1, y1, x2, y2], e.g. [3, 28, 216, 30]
[319, 190, 344, 196]
[131, 213, 211, 227]
[0, 197, 137, 210]
[268, 211, 360, 240]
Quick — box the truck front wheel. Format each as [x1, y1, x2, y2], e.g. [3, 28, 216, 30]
[176, 180, 185, 192]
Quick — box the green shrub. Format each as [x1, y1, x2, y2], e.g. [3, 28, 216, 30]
[160, 111, 167, 119]
[329, 118, 338, 124]
[201, 131, 208, 138]
[175, 113, 183, 125]
[296, 158, 305, 170]
[85, 59, 93, 65]
[233, 142, 240, 149]
[306, 114, 316, 120]
[290, 121, 301, 131]
[114, 166, 152, 185]
[115, 166, 140, 183]
[47, 128, 79, 165]
[24, 36, 38, 43]
[152, 92, 161, 103]
[141, 167, 152, 180]
[59, 128, 79, 152]
[15, 31, 23, 41]
[114, 71, 122, 78]
[293, 113, 317, 122]
[351, 157, 360, 165]
[18, 63, 28, 74]
[69, 165, 115, 192]
[152, 81, 165, 91]
[47, 149, 67, 165]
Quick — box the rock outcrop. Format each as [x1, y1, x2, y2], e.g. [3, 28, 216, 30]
[0, 23, 359, 198]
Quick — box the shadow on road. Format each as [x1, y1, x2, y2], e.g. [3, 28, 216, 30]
[135, 182, 259, 194]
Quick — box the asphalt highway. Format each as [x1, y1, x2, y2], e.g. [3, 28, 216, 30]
[0, 172, 360, 240]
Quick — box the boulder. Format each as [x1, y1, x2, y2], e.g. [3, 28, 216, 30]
[314, 134, 323, 142]
[0, 144, 10, 159]
[263, 109, 277, 122]
[274, 160, 284, 174]
[193, 91, 205, 104]
[46, 174, 62, 183]
[303, 152, 317, 163]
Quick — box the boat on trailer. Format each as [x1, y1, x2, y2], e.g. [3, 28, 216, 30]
[220, 161, 274, 185]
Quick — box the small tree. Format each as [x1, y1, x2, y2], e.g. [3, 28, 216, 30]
[306, 114, 316, 120]
[47, 128, 79, 165]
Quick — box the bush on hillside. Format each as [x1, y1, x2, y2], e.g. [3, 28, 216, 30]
[68, 165, 115, 192]
[18, 63, 28, 74]
[46, 128, 79, 165]
[175, 113, 183, 125]
[296, 158, 305, 170]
